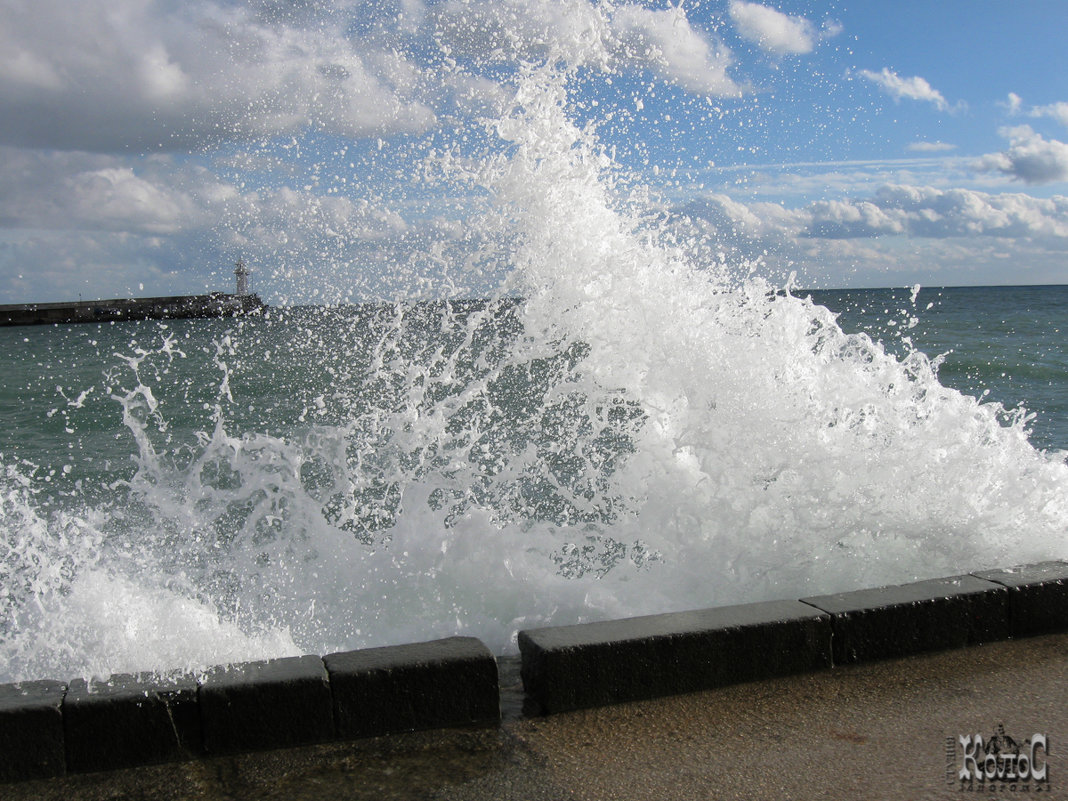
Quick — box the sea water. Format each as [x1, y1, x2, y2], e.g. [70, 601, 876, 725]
[2, 63, 1067, 683]
[814, 285, 1068, 454]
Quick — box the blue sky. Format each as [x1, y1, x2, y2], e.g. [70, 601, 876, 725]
[0, 0, 1066, 303]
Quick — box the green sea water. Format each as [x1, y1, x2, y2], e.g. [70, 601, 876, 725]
[4, 285, 1065, 491]
[6, 257, 1068, 685]
[811, 284, 1068, 454]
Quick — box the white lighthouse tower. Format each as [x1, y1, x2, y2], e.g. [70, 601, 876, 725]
[234, 258, 251, 296]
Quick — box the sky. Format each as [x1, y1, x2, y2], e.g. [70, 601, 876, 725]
[1, 0, 1067, 304]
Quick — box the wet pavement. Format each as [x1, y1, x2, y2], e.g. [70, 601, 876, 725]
[6, 632, 1067, 801]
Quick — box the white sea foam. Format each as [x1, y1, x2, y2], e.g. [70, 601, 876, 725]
[2, 58, 1067, 684]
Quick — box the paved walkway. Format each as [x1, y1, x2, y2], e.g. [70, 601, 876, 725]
[7, 632, 1067, 801]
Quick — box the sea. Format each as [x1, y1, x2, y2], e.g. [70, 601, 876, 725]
[3, 44, 1068, 683]
[811, 284, 1068, 454]
[1, 282, 1066, 683]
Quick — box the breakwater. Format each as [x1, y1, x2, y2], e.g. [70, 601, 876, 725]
[0, 293, 265, 327]
[1, 560, 1065, 782]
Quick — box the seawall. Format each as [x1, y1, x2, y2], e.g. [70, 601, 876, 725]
[0, 293, 266, 326]
[1, 560, 1066, 783]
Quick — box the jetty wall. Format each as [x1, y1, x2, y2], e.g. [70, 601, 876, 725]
[0, 293, 265, 327]
[2, 561, 1066, 782]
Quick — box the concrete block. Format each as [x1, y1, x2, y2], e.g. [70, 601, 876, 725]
[63, 673, 201, 773]
[324, 637, 499, 739]
[199, 655, 333, 755]
[973, 561, 1068, 637]
[0, 680, 66, 782]
[518, 600, 831, 714]
[802, 574, 1008, 665]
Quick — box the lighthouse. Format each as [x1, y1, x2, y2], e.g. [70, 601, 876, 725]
[234, 258, 251, 296]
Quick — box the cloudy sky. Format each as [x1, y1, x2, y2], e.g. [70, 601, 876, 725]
[1, 0, 1066, 304]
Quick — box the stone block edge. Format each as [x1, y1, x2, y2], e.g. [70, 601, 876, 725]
[3, 561, 1066, 780]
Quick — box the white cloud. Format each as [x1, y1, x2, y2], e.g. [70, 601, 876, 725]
[975, 126, 1068, 185]
[802, 184, 1068, 240]
[0, 0, 749, 155]
[64, 168, 197, 235]
[679, 183, 1068, 244]
[1002, 92, 1024, 115]
[907, 142, 956, 153]
[433, 0, 613, 69]
[728, 1, 828, 55]
[1030, 101, 1068, 130]
[858, 68, 950, 112]
[0, 149, 211, 234]
[678, 193, 796, 242]
[0, 0, 438, 152]
[674, 184, 1068, 288]
[804, 198, 904, 239]
[434, 0, 743, 96]
[0, 144, 425, 303]
[1000, 93, 1068, 130]
[694, 155, 985, 209]
[220, 186, 409, 256]
[611, 4, 742, 95]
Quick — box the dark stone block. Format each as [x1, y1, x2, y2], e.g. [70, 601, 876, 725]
[973, 561, 1068, 637]
[199, 655, 333, 755]
[324, 637, 499, 739]
[0, 680, 66, 782]
[802, 574, 1009, 665]
[63, 672, 201, 774]
[518, 600, 831, 714]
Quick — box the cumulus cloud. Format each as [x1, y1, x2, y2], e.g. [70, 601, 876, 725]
[0, 0, 748, 154]
[975, 126, 1068, 185]
[220, 186, 409, 260]
[1002, 92, 1025, 115]
[433, 0, 613, 69]
[1001, 93, 1068, 129]
[0, 143, 428, 302]
[728, 1, 836, 55]
[802, 185, 1068, 240]
[0, 0, 750, 303]
[680, 182, 1068, 244]
[673, 183, 1068, 287]
[0, 148, 216, 233]
[0, 124, 522, 303]
[804, 198, 904, 239]
[0, 0, 438, 152]
[434, 0, 743, 96]
[1030, 101, 1068, 129]
[679, 194, 798, 243]
[610, 4, 741, 95]
[858, 68, 950, 112]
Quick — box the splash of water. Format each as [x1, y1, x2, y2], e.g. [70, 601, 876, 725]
[2, 61, 1067, 683]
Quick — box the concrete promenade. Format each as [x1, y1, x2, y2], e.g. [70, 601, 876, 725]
[6, 631, 1066, 801]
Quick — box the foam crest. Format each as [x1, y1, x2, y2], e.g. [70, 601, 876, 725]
[2, 58, 1067, 684]
[479, 64, 1068, 602]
